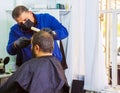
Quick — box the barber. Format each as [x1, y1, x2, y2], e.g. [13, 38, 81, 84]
[6, 5, 68, 67]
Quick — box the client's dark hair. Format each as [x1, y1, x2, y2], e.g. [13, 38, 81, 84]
[12, 5, 28, 19]
[32, 30, 54, 53]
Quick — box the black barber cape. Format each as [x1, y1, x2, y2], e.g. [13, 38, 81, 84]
[0, 56, 69, 93]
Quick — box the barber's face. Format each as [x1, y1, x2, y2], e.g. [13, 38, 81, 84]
[15, 11, 35, 31]
[16, 11, 34, 24]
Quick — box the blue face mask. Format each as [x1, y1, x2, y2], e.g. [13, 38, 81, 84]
[19, 19, 35, 31]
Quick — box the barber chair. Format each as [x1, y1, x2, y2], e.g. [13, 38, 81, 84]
[71, 80, 85, 93]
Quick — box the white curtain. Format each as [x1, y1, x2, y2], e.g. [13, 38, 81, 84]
[65, 0, 108, 92]
[84, 0, 108, 91]
[64, 0, 86, 85]
[84, 27, 108, 91]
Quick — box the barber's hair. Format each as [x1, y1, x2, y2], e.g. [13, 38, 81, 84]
[32, 29, 54, 53]
[12, 5, 28, 19]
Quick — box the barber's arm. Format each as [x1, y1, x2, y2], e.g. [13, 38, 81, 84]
[7, 29, 18, 55]
[7, 27, 30, 55]
[47, 14, 69, 40]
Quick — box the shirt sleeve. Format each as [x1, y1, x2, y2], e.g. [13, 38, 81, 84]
[6, 27, 18, 55]
[46, 14, 69, 40]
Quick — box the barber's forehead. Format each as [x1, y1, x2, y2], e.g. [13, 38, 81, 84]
[15, 12, 29, 23]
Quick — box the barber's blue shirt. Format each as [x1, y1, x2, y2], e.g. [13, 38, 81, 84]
[7, 13, 68, 63]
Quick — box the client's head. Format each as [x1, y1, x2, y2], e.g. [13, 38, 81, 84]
[31, 29, 54, 57]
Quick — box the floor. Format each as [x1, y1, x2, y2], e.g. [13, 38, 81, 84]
[85, 86, 120, 93]
[101, 86, 120, 93]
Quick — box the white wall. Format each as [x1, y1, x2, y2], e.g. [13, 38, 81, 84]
[15, 0, 70, 9]
[0, 0, 14, 58]
[0, 0, 16, 72]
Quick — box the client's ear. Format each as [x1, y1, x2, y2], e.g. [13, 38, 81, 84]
[34, 44, 40, 52]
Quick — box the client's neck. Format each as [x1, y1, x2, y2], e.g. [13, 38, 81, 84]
[36, 52, 52, 57]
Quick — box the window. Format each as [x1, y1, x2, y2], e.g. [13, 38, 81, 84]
[99, 0, 120, 85]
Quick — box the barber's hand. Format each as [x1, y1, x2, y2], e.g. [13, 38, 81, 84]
[42, 28, 56, 38]
[14, 37, 31, 49]
[49, 31, 56, 37]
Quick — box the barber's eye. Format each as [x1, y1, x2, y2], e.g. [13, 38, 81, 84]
[25, 19, 29, 21]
